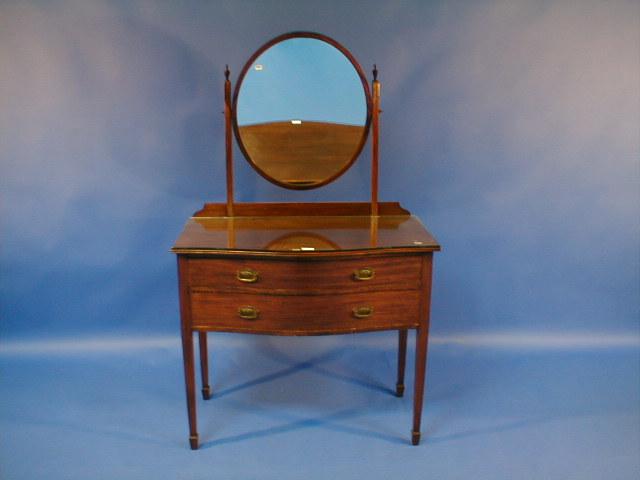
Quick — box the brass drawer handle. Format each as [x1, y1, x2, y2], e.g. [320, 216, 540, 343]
[352, 306, 374, 319]
[237, 268, 259, 283]
[353, 267, 375, 281]
[238, 306, 259, 320]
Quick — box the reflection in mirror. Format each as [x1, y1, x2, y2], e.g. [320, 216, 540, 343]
[234, 35, 370, 188]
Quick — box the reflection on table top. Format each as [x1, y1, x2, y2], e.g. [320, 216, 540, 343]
[172, 215, 440, 254]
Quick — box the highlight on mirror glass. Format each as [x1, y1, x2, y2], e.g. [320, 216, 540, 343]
[234, 35, 370, 189]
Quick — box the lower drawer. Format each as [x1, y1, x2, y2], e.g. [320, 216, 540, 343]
[190, 290, 420, 334]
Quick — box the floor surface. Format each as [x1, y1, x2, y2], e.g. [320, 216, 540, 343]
[1, 332, 638, 479]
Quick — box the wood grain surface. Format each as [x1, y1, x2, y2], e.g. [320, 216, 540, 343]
[190, 289, 421, 334]
[187, 255, 423, 294]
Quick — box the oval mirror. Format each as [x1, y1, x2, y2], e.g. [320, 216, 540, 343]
[233, 32, 371, 189]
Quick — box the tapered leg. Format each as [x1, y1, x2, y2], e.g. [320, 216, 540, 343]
[178, 256, 198, 450]
[198, 332, 212, 400]
[181, 329, 198, 449]
[412, 326, 429, 445]
[396, 329, 408, 397]
[412, 253, 434, 445]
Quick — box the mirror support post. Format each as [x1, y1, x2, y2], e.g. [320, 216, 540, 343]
[224, 65, 235, 217]
[371, 65, 380, 217]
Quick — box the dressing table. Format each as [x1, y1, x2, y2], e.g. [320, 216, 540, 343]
[172, 32, 440, 449]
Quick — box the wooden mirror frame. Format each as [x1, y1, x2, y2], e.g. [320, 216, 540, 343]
[231, 31, 373, 190]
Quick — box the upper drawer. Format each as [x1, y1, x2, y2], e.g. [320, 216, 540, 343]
[187, 255, 422, 294]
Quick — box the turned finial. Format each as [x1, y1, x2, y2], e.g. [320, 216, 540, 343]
[373, 64, 378, 81]
[224, 65, 230, 80]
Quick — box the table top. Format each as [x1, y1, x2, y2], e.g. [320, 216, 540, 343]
[172, 213, 440, 255]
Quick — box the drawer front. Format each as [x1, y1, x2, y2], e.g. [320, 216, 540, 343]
[188, 256, 422, 294]
[190, 290, 421, 334]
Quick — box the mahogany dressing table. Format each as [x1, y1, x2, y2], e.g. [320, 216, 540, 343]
[172, 32, 440, 449]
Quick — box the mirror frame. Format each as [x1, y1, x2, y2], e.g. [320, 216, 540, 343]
[232, 31, 373, 190]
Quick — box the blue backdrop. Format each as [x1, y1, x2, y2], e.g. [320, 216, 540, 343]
[1, 0, 637, 339]
[1, 2, 638, 479]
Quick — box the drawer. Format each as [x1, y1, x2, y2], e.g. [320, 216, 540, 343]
[187, 256, 422, 294]
[190, 290, 421, 334]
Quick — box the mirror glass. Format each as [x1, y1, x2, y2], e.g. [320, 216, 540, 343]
[234, 34, 370, 189]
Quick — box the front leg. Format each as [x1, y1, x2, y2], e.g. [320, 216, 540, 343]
[182, 328, 198, 449]
[412, 253, 433, 445]
[412, 326, 428, 445]
[178, 255, 199, 449]
[396, 329, 408, 396]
